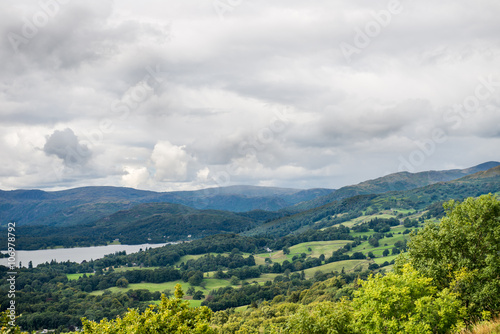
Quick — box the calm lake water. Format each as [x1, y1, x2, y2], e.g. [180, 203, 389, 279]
[0, 243, 168, 268]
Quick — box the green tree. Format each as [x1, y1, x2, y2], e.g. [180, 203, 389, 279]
[174, 283, 184, 299]
[352, 264, 465, 333]
[230, 276, 240, 285]
[187, 286, 196, 296]
[0, 310, 23, 334]
[116, 277, 129, 288]
[403, 194, 500, 320]
[188, 272, 204, 286]
[283, 300, 354, 334]
[193, 291, 205, 300]
[82, 286, 213, 333]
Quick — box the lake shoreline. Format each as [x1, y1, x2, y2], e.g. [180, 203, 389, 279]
[0, 242, 175, 268]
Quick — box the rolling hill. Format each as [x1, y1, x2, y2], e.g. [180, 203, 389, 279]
[7, 202, 278, 249]
[245, 164, 500, 237]
[287, 161, 500, 212]
[2, 162, 499, 250]
[0, 185, 333, 227]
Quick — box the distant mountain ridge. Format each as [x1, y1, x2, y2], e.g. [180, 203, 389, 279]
[0, 185, 333, 227]
[287, 161, 500, 212]
[0, 161, 497, 229]
[2, 161, 499, 250]
[246, 164, 500, 237]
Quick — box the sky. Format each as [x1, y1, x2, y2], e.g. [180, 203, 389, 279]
[1, 0, 499, 192]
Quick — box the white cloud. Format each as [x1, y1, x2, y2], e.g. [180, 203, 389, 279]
[122, 166, 150, 188]
[151, 141, 192, 182]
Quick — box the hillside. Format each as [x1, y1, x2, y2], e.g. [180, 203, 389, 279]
[287, 161, 500, 212]
[458, 164, 500, 179]
[7, 202, 272, 249]
[247, 164, 500, 237]
[0, 185, 333, 227]
[2, 163, 499, 250]
[14, 164, 498, 250]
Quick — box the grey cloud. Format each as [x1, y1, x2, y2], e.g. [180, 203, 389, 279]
[0, 0, 499, 191]
[1, 0, 170, 73]
[43, 128, 92, 167]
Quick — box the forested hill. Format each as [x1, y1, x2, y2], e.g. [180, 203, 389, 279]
[5, 164, 499, 250]
[286, 161, 500, 212]
[0, 185, 333, 227]
[5, 202, 283, 249]
[246, 164, 500, 237]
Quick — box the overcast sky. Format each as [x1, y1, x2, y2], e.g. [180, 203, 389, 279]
[1, 0, 499, 192]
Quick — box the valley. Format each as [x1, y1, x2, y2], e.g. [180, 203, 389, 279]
[0, 162, 499, 332]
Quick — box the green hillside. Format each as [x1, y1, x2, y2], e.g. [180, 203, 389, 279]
[247, 166, 500, 237]
[287, 161, 500, 212]
[0, 185, 333, 227]
[5, 202, 264, 249]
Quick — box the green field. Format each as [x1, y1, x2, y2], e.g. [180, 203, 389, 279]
[83, 223, 422, 308]
[373, 255, 398, 264]
[174, 254, 210, 266]
[234, 305, 249, 312]
[185, 299, 203, 307]
[91, 277, 231, 296]
[243, 273, 279, 285]
[66, 273, 87, 281]
[302, 259, 369, 279]
[341, 213, 397, 228]
[175, 252, 256, 266]
[112, 266, 160, 273]
[255, 240, 350, 264]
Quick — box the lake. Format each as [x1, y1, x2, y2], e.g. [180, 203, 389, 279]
[0, 243, 169, 268]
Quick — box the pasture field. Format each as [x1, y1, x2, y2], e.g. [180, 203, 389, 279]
[255, 240, 350, 264]
[113, 266, 160, 273]
[66, 273, 86, 281]
[90, 277, 231, 296]
[243, 273, 279, 285]
[340, 213, 396, 228]
[302, 259, 369, 279]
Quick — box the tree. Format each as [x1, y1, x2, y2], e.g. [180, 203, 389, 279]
[193, 291, 205, 300]
[188, 272, 204, 286]
[116, 277, 129, 288]
[283, 300, 354, 334]
[283, 247, 290, 255]
[174, 283, 184, 299]
[382, 249, 389, 257]
[230, 276, 240, 285]
[82, 286, 214, 333]
[352, 264, 465, 333]
[402, 194, 500, 320]
[368, 237, 379, 247]
[187, 286, 196, 296]
[0, 310, 22, 334]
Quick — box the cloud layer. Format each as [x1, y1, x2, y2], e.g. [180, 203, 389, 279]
[1, 0, 499, 191]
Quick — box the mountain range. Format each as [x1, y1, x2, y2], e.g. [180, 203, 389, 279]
[1, 161, 499, 249]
